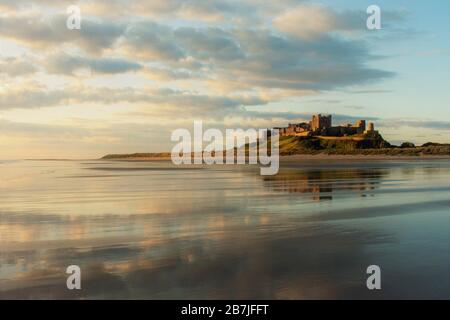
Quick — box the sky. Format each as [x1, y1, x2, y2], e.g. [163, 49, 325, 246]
[0, 0, 449, 159]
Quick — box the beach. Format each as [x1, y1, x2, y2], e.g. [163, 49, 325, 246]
[1, 158, 449, 299]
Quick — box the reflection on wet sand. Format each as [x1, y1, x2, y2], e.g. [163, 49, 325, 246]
[262, 169, 387, 201]
[0, 221, 390, 299]
[0, 160, 449, 299]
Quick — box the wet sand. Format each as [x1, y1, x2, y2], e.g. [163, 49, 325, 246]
[1, 159, 449, 299]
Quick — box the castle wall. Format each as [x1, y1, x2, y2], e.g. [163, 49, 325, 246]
[326, 126, 358, 136]
[277, 115, 372, 137]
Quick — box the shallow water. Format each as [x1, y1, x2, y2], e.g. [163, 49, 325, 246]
[0, 159, 449, 299]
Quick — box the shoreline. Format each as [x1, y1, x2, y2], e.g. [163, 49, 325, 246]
[102, 154, 450, 161]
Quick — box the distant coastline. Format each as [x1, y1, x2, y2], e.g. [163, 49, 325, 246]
[101, 154, 450, 161]
[102, 115, 450, 161]
[101, 144, 450, 161]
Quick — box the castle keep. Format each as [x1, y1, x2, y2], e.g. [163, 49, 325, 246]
[275, 114, 376, 137]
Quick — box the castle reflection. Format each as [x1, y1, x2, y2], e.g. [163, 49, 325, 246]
[262, 169, 388, 201]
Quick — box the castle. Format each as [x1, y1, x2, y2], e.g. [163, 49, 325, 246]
[275, 114, 376, 137]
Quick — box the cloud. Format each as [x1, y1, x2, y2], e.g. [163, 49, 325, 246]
[132, 0, 241, 22]
[0, 0, 424, 157]
[0, 15, 395, 114]
[144, 67, 194, 81]
[0, 5, 394, 95]
[44, 52, 142, 75]
[0, 118, 176, 158]
[122, 22, 185, 61]
[0, 14, 125, 53]
[305, 99, 341, 104]
[0, 57, 38, 76]
[80, 0, 263, 24]
[0, 85, 269, 111]
[245, 111, 379, 123]
[0, 118, 90, 137]
[273, 5, 336, 40]
[0, 0, 72, 10]
[379, 120, 450, 130]
[119, 22, 394, 93]
[0, 85, 68, 110]
[218, 30, 394, 91]
[174, 27, 245, 61]
[272, 4, 409, 40]
[349, 89, 394, 94]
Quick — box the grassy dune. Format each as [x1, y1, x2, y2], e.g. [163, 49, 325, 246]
[278, 136, 450, 156]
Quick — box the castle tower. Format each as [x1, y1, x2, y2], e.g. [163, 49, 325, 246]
[355, 120, 366, 134]
[368, 122, 374, 131]
[311, 114, 332, 132]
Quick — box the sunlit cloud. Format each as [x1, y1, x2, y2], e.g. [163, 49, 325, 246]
[0, 0, 448, 157]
